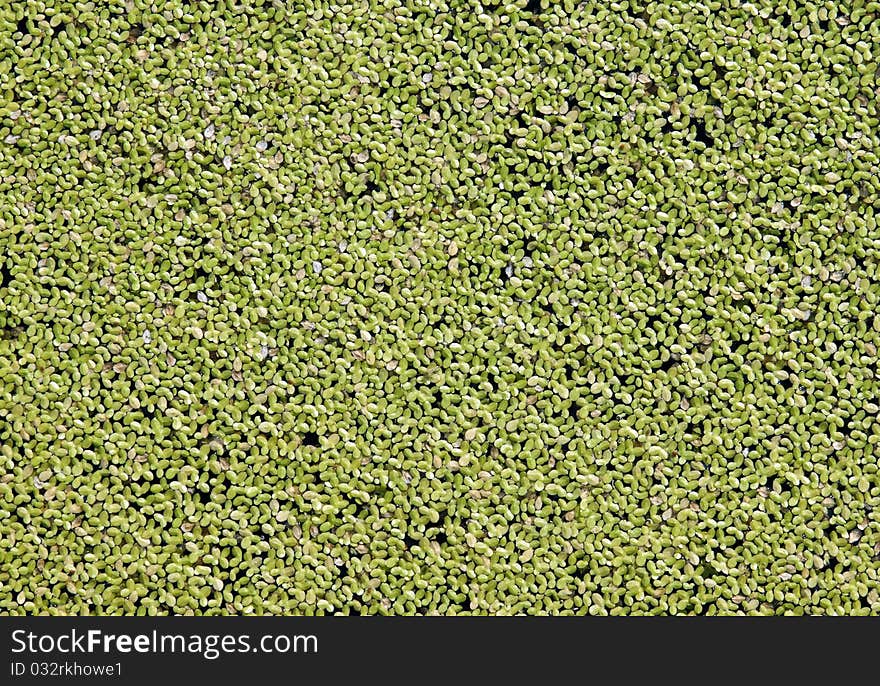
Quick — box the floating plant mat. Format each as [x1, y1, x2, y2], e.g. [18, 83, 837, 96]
[0, 1, 879, 615]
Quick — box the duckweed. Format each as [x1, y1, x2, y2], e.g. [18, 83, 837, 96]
[1, 0, 879, 616]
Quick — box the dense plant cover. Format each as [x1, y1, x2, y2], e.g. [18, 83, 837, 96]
[1, 0, 879, 615]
